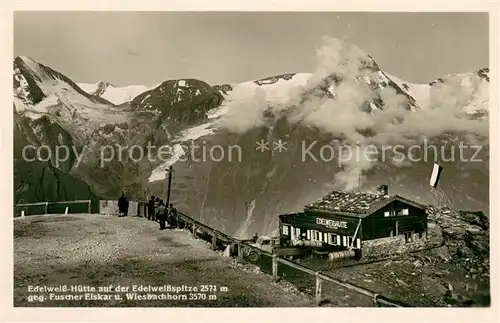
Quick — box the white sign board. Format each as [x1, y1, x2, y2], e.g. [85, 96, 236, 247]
[316, 217, 348, 229]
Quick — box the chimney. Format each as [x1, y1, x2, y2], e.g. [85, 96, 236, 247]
[377, 184, 388, 196]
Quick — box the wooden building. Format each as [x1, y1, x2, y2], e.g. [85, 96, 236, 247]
[278, 185, 428, 251]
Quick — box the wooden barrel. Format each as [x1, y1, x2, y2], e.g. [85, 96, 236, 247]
[291, 240, 323, 248]
[328, 249, 356, 261]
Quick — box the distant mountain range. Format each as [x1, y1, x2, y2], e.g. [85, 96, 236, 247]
[13, 42, 489, 237]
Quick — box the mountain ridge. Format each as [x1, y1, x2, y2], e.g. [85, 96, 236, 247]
[12, 47, 489, 238]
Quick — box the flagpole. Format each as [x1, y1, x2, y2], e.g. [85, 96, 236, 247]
[166, 165, 174, 206]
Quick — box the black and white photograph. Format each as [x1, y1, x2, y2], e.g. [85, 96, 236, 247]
[7, 5, 497, 318]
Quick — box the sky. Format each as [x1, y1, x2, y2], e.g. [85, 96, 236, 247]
[14, 11, 489, 86]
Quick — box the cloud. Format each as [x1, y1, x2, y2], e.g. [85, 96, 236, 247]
[213, 88, 269, 133]
[215, 35, 489, 191]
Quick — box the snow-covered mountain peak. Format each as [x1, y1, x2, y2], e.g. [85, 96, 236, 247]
[387, 68, 489, 117]
[78, 80, 156, 105]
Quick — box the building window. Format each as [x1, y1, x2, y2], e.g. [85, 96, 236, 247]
[384, 210, 397, 217]
[307, 230, 311, 240]
[295, 228, 301, 239]
[402, 208, 409, 215]
[324, 233, 328, 243]
[282, 225, 289, 235]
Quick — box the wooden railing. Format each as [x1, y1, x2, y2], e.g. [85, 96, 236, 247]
[14, 199, 92, 216]
[167, 207, 409, 307]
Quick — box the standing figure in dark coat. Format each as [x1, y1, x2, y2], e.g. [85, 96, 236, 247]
[156, 199, 167, 230]
[147, 196, 156, 220]
[153, 197, 160, 222]
[118, 194, 129, 217]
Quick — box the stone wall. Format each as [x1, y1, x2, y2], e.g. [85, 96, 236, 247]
[361, 222, 443, 260]
[99, 200, 140, 216]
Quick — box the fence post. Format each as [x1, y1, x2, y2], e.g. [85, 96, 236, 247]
[372, 294, 380, 307]
[88, 200, 91, 214]
[315, 272, 323, 305]
[272, 255, 278, 282]
[192, 223, 197, 238]
[237, 243, 243, 260]
[212, 230, 217, 250]
[45, 202, 48, 215]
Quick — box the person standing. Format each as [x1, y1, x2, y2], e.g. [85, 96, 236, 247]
[118, 193, 129, 217]
[156, 199, 167, 230]
[147, 196, 155, 220]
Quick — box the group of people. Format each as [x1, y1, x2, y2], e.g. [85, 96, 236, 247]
[147, 196, 178, 230]
[117, 194, 178, 231]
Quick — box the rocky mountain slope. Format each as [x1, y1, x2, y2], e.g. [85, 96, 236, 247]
[13, 39, 489, 240]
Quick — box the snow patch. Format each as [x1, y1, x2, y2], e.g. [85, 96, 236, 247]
[386, 73, 431, 109]
[19, 56, 45, 79]
[148, 144, 186, 182]
[209, 73, 311, 120]
[78, 83, 99, 94]
[77, 82, 153, 105]
[14, 94, 60, 118]
[140, 94, 151, 105]
[176, 123, 215, 142]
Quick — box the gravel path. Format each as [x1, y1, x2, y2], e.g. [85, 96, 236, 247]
[14, 214, 315, 307]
